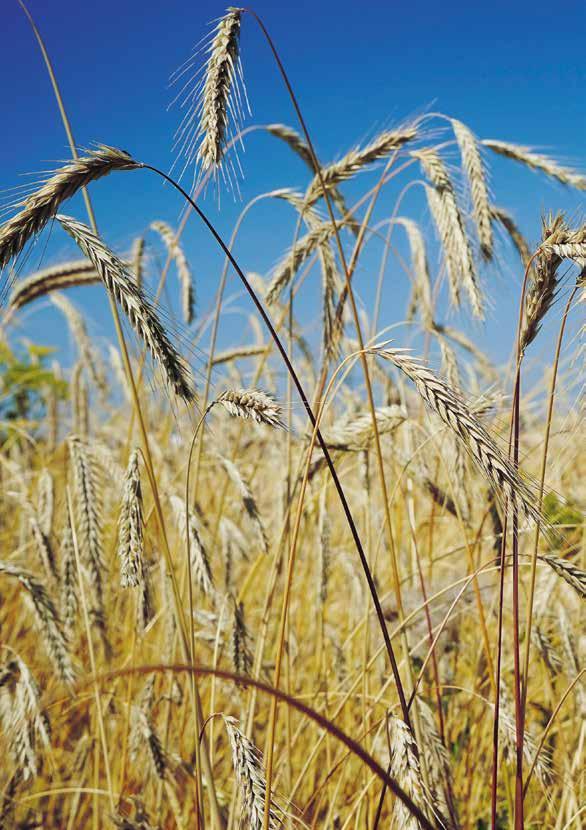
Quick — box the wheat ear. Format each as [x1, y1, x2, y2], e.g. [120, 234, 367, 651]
[417, 149, 483, 318]
[451, 119, 493, 260]
[0, 146, 139, 271]
[150, 220, 195, 324]
[57, 214, 194, 402]
[223, 715, 284, 829]
[483, 139, 586, 189]
[117, 449, 144, 589]
[216, 388, 285, 429]
[373, 346, 542, 523]
[0, 561, 74, 684]
[7, 259, 98, 313]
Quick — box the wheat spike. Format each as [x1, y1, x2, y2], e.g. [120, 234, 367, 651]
[68, 435, 104, 607]
[131, 237, 145, 290]
[7, 259, 98, 313]
[57, 215, 194, 402]
[483, 139, 586, 189]
[60, 518, 78, 636]
[451, 119, 493, 260]
[232, 599, 253, 678]
[52, 292, 107, 395]
[417, 149, 483, 318]
[490, 206, 532, 267]
[170, 495, 214, 598]
[543, 554, 586, 599]
[216, 388, 285, 429]
[117, 449, 144, 588]
[174, 8, 248, 185]
[223, 715, 284, 829]
[0, 146, 140, 271]
[304, 126, 417, 206]
[219, 454, 269, 554]
[373, 346, 542, 523]
[0, 655, 51, 780]
[150, 220, 195, 324]
[0, 561, 74, 684]
[388, 715, 429, 829]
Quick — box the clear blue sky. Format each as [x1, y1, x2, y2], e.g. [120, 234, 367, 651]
[2, 0, 585, 385]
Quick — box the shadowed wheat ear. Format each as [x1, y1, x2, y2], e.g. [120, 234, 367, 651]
[396, 218, 433, 330]
[0, 561, 74, 685]
[451, 119, 493, 260]
[150, 220, 195, 324]
[0, 655, 52, 781]
[543, 554, 586, 600]
[216, 388, 285, 429]
[320, 404, 407, 451]
[520, 214, 567, 354]
[218, 454, 269, 554]
[0, 146, 140, 272]
[51, 292, 107, 394]
[173, 7, 248, 185]
[482, 139, 586, 189]
[57, 215, 194, 402]
[7, 259, 98, 314]
[117, 449, 144, 588]
[388, 715, 430, 829]
[170, 495, 215, 598]
[416, 148, 483, 319]
[371, 346, 543, 523]
[223, 715, 285, 829]
[491, 205, 532, 267]
[67, 435, 104, 608]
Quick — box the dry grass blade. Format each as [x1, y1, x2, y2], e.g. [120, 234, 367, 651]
[0, 145, 140, 272]
[57, 214, 194, 402]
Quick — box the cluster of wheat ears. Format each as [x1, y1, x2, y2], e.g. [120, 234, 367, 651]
[0, 5, 584, 830]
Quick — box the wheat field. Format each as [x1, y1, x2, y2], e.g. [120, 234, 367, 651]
[0, 5, 584, 830]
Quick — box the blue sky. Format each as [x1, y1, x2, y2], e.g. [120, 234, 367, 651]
[1, 0, 585, 388]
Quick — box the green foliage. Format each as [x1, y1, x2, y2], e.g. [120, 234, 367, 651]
[542, 491, 583, 551]
[0, 339, 67, 431]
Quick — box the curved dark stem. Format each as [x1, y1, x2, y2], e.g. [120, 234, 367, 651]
[73, 663, 435, 830]
[141, 164, 409, 725]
